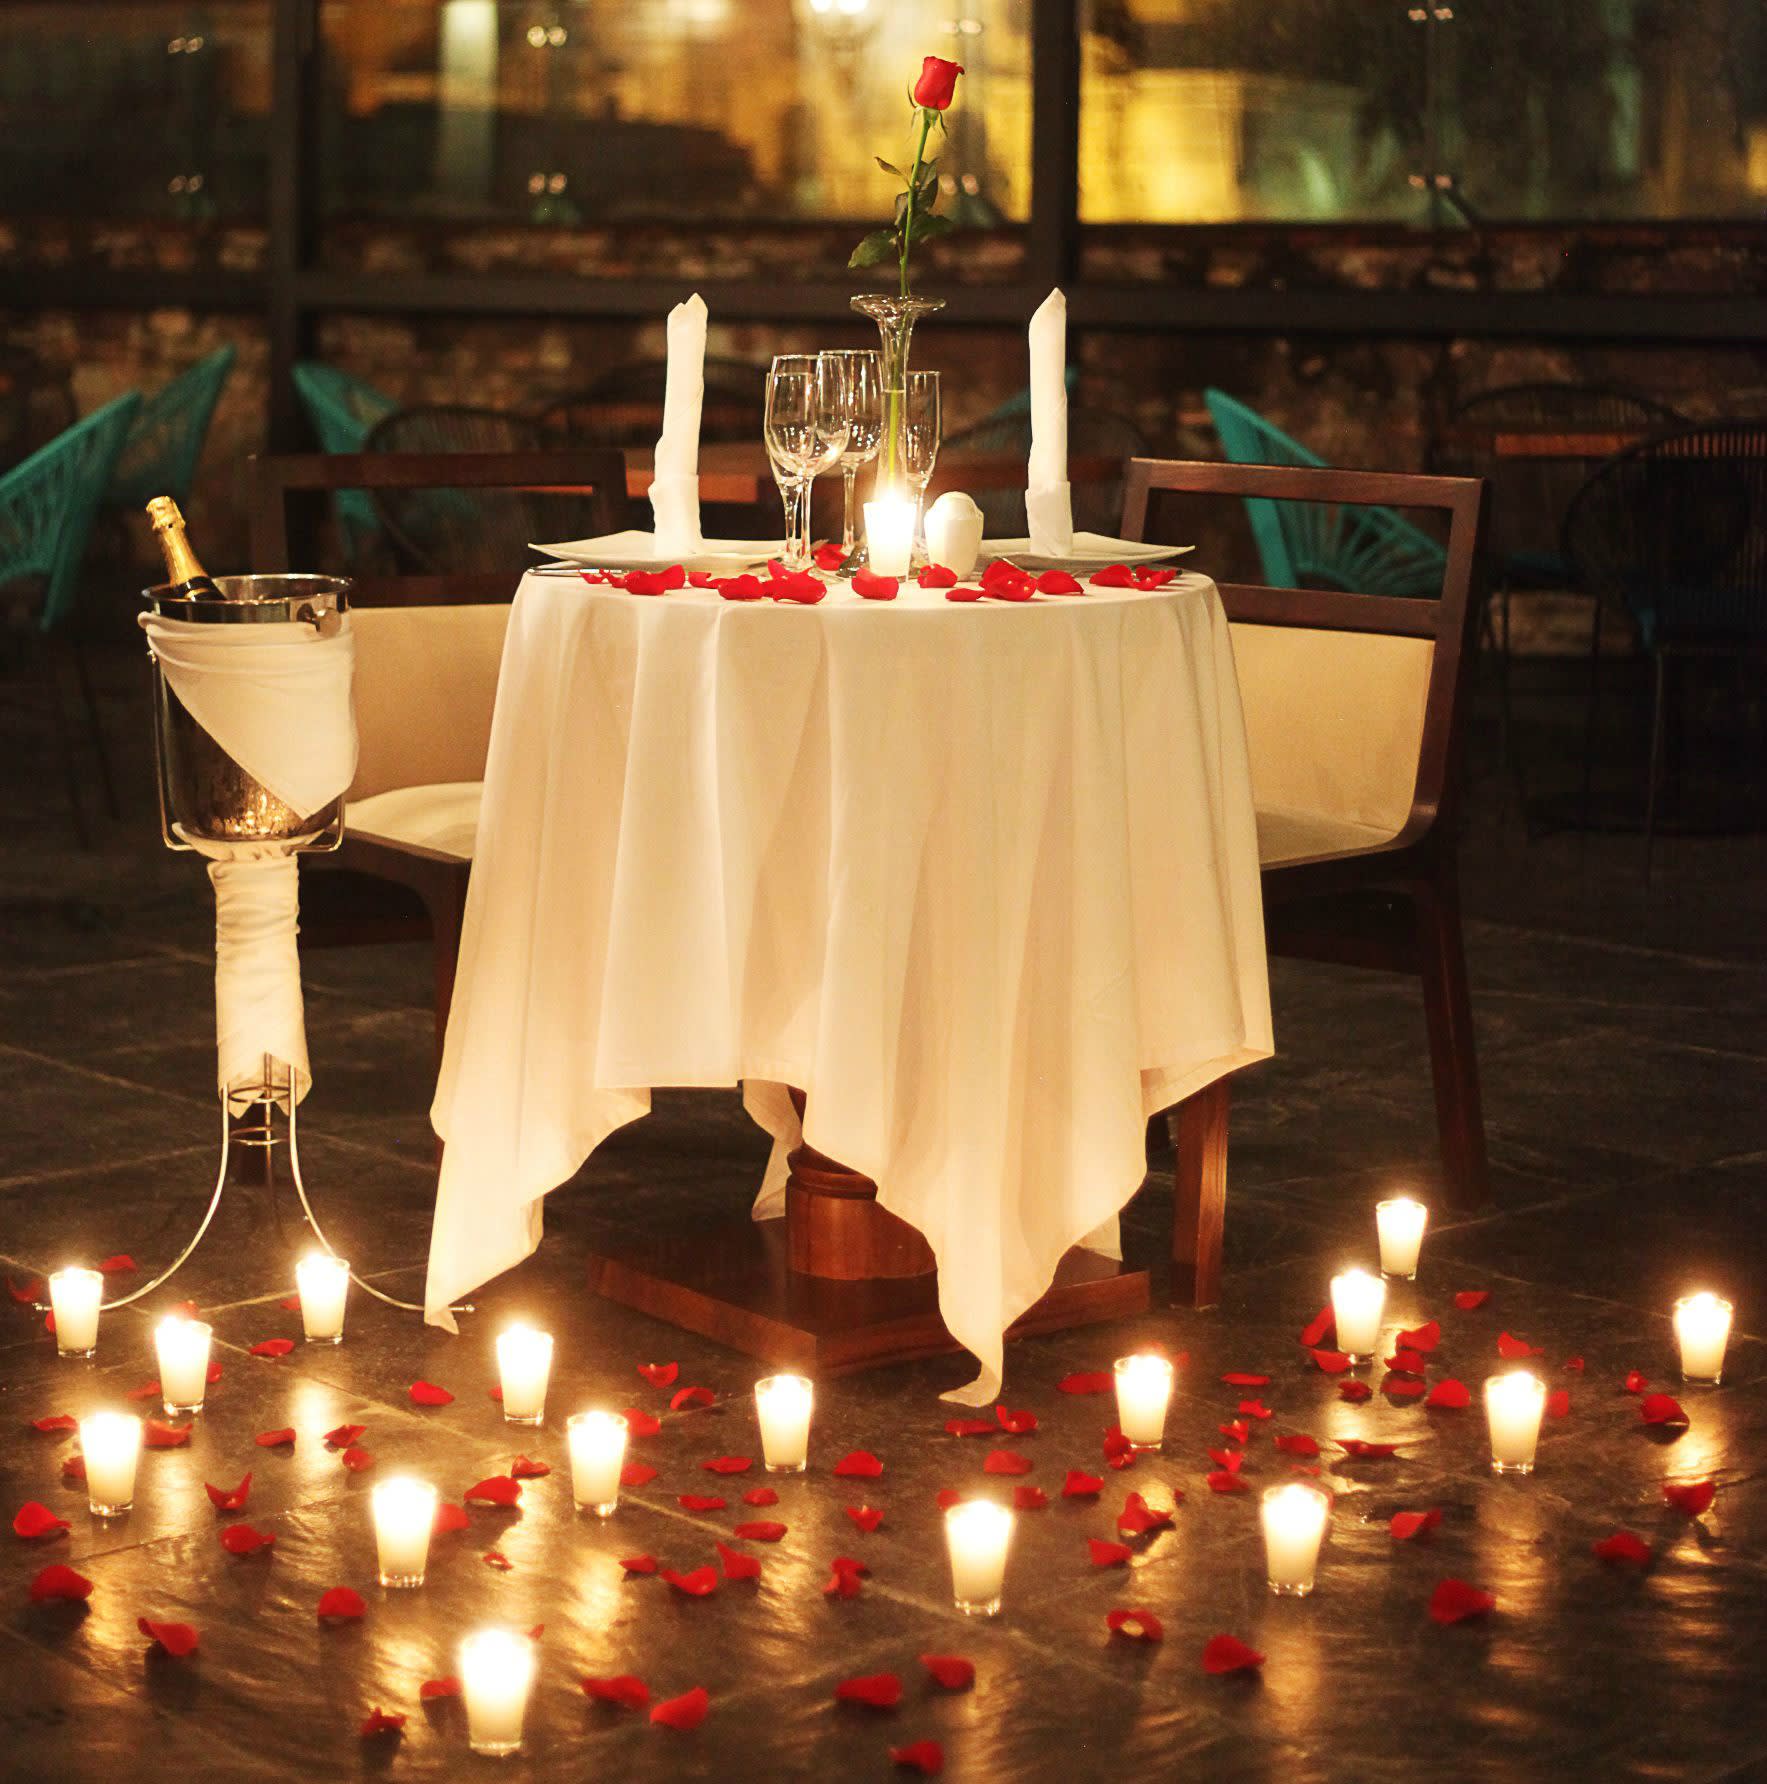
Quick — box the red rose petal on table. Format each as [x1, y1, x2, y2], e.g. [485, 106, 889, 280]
[1547, 1390, 1571, 1419]
[1454, 1289, 1490, 1310]
[1498, 1331, 1543, 1359]
[677, 1494, 727, 1513]
[220, 1524, 275, 1557]
[464, 1476, 522, 1506]
[1207, 1471, 1249, 1494]
[1624, 1370, 1649, 1394]
[1238, 1399, 1273, 1420]
[1274, 1433, 1320, 1456]
[637, 1361, 679, 1387]
[340, 1447, 375, 1473]
[1035, 569, 1084, 595]
[1640, 1393, 1689, 1428]
[716, 573, 765, 602]
[323, 1424, 366, 1448]
[670, 1386, 715, 1411]
[1425, 1378, 1472, 1410]
[482, 1550, 513, 1571]
[359, 1709, 405, 1739]
[1106, 1608, 1164, 1643]
[703, 1456, 753, 1475]
[917, 564, 958, 588]
[316, 1586, 366, 1621]
[995, 1404, 1038, 1435]
[13, 1502, 70, 1540]
[944, 1417, 994, 1437]
[717, 1542, 762, 1582]
[255, 1428, 296, 1448]
[510, 1455, 550, 1479]
[1335, 1439, 1400, 1459]
[249, 1338, 294, 1359]
[1300, 1306, 1336, 1348]
[835, 1450, 884, 1478]
[143, 1420, 190, 1448]
[1089, 1538, 1133, 1567]
[1219, 1420, 1250, 1446]
[621, 1462, 659, 1488]
[812, 540, 847, 572]
[204, 1473, 251, 1512]
[741, 1485, 778, 1506]
[845, 1505, 885, 1532]
[1013, 1484, 1049, 1511]
[852, 569, 900, 600]
[1088, 564, 1135, 588]
[138, 1617, 199, 1656]
[662, 1566, 719, 1597]
[583, 1674, 650, 1710]
[765, 570, 826, 604]
[61, 1456, 85, 1482]
[687, 570, 716, 589]
[1386, 1350, 1430, 1377]
[1593, 1529, 1652, 1565]
[1222, 1372, 1270, 1388]
[29, 1414, 77, 1433]
[29, 1563, 92, 1602]
[1118, 1492, 1176, 1535]
[835, 1673, 902, 1709]
[1133, 567, 1178, 589]
[623, 1408, 663, 1438]
[1385, 1377, 1427, 1400]
[1663, 1478, 1716, 1516]
[420, 1676, 463, 1700]
[891, 1739, 945, 1775]
[279, 1294, 301, 1312]
[1396, 1319, 1441, 1353]
[1063, 1470, 1104, 1497]
[982, 559, 1036, 599]
[1207, 1449, 1242, 1473]
[409, 1380, 454, 1406]
[1310, 1349, 1352, 1374]
[1202, 1634, 1266, 1675]
[1429, 1578, 1496, 1624]
[619, 1554, 658, 1574]
[7, 1275, 42, 1304]
[731, 1520, 786, 1542]
[433, 1502, 470, 1534]
[1563, 1356, 1586, 1373]
[1058, 1371, 1113, 1395]
[650, 1686, 710, 1731]
[984, 1449, 1033, 1475]
[1339, 1380, 1373, 1403]
[921, 1654, 976, 1690]
[98, 1255, 137, 1275]
[1390, 1508, 1443, 1542]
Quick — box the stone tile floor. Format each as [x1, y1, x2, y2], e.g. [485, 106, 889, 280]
[1, 660, 1764, 1781]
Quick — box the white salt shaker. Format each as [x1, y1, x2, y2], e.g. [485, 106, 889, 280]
[924, 492, 984, 579]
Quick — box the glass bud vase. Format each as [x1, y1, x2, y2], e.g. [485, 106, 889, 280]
[851, 293, 944, 499]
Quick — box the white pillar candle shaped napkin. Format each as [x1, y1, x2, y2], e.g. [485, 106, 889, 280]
[1025, 288, 1074, 557]
[648, 293, 708, 558]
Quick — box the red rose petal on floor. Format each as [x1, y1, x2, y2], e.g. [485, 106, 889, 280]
[1063, 1470, 1104, 1497]
[1593, 1528, 1652, 1565]
[717, 1541, 762, 1582]
[221, 1524, 275, 1556]
[703, 1456, 753, 1475]
[891, 1739, 945, 1775]
[61, 1456, 85, 1481]
[7, 1275, 42, 1304]
[831, 1556, 870, 1576]
[1498, 1331, 1543, 1359]
[1339, 1380, 1373, 1403]
[1222, 1372, 1270, 1387]
[248, 1339, 294, 1359]
[1398, 1319, 1441, 1352]
[43, 1312, 53, 1335]
[1454, 1289, 1491, 1310]
[984, 1449, 1033, 1475]
[583, 1674, 650, 1710]
[97, 1254, 136, 1275]
[834, 1450, 884, 1478]
[1102, 1428, 1136, 1467]
[359, 1709, 405, 1739]
[1238, 1399, 1274, 1420]
[1274, 1433, 1320, 1456]
[1335, 1440, 1400, 1459]
[29, 1562, 92, 1602]
[650, 1686, 710, 1730]
[934, 1488, 963, 1511]
[1385, 1377, 1427, 1400]
[1624, 1370, 1649, 1394]
[995, 1404, 1038, 1435]
[670, 1386, 716, 1411]
[130, 1382, 160, 1404]
[482, 1550, 513, 1571]
[944, 1418, 994, 1437]
[143, 1420, 191, 1449]
[323, 1424, 366, 1448]
[1058, 1371, 1113, 1395]
[1547, 1390, 1571, 1419]
[1207, 1449, 1242, 1472]
[836, 1673, 902, 1708]
[1089, 1538, 1133, 1567]
[1640, 1393, 1689, 1428]
[845, 1505, 885, 1532]
[637, 1361, 679, 1387]
[1300, 1306, 1336, 1348]
[487, 1386, 502, 1402]
[824, 1565, 866, 1598]
[278, 1295, 301, 1312]
[465, 1476, 522, 1506]
[1207, 1471, 1249, 1495]
[1390, 1508, 1443, 1541]
[1564, 1356, 1586, 1372]
[732, 1520, 786, 1542]
[621, 1462, 659, 1488]
[920, 1654, 976, 1690]
[13, 1502, 70, 1540]
[1310, 1349, 1352, 1374]
[1663, 1478, 1715, 1516]
[420, 1676, 463, 1700]
[1202, 1634, 1265, 1675]
[409, 1381, 454, 1406]
[742, 1486, 778, 1506]
[619, 1554, 658, 1574]
[1118, 1492, 1175, 1535]
[510, 1455, 550, 1479]
[1106, 1608, 1163, 1642]
[29, 1413, 77, 1433]
[254, 1428, 296, 1448]
[661, 1566, 719, 1597]
[204, 1473, 251, 1512]
[138, 1617, 199, 1656]
[316, 1586, 366, 1622]
[1425, 1378, 1472, 1409]
[623, 1408, 663, 1438]
[677, 1494, 727, 1513]
[1385, 1350, 1430, 1377]
[1219, 1420, 1250, 1446]
[433, 1502, 470, 1534]
[1429, 1578, 1495, 1624]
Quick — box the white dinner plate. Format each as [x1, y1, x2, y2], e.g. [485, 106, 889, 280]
[530, 530, 787, 573]
[978, 531, 1194, 572]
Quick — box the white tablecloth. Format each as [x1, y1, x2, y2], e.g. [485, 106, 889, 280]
[425, 570, 1273, 1400]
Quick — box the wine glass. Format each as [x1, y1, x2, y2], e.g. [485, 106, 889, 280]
[824, 349, 883, 559]
[764, 355, 850, 570]
[901, 370, 942, 565]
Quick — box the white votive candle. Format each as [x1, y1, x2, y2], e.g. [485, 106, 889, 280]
[49, 1267, 103, 1358]
[1673, 1292, 1733, 1384]
[460, 1628, 536, 1757]
[372, 1476, 437, 1587]
[945, 1500, 1014, 1617]
[155, 1316, 212, 1415]
[567, 1411, 628, 1515]
[496, 1324, 553, 1426]
[754, 1373, 813, 1473]
[1485, 1370, 1546, 1474]
[864, 497, 917, 578]
[1261, 1481, 1331, 1596]
[80, 1411, 142, 1516]
[1376, 1197, 1429, 1280]
[1113, 1353, 1175, 1450]
[1330, 1268, 1387, 1362]
[294, 1252, 350, 1344]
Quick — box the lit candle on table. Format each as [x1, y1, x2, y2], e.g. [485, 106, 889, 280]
[754, 1374, 813, 1473]
[1113, 1353, 1174, 1450]
[294, 1252, 349, 1344]
[1673, 1292, 1733, 1384]
[79, 1411, 142, 1517]
[567, 1411, 627, 1515]
[49, 1267, 103, 1358]
[1330, 1267, 1386, 1363]
[1376, 1197, 1429, 1280]
[460, 1628, 536, 1757]
[496, 1324, 553, 1426]
[1261, 1482, 1330, 1595]
[864, 497, 916, 578]
[1485, 1370, 1546, 1474]
[371, 1476, 437, 1587]
[945, 1500, 1014, 1616]
[155, 1315, 212, 1415]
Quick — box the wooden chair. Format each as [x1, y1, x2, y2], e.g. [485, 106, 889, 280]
[1121, 457, 1490, 1306]
[248, 448, 626, 1052]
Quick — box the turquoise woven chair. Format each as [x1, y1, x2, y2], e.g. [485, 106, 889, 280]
[1205, 388, 1448, 597]
[292, 362, 399, 558]
[107, 344, 235, 512]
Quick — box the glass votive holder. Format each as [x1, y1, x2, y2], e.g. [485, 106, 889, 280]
[1673, 1292, 1733, 1384]
[48, 1267, 103, 1358]
[754, 1373, 813, 1473]
[567, 1411, 628, 1516]
[1113, 1353, 1174, 1450]
[79, 1411, 142, 1517]
[1261, 1481, 1331, 1596]
[495, 1324, 553, 1426]
[294, 1252, 350, 1344]
[460, 1627, 536, 1757]
[372, 1476, 438, 1587]
[1329, 1267, 1387, 1362]
[1485, 1370, 1546, 1474]
[944, 1499, 1014, 1617]
[1376, 1197, 1429, 1280]
[154, 1316, 213, 1415]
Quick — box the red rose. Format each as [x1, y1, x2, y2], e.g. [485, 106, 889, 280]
[913, 56, 963, 112]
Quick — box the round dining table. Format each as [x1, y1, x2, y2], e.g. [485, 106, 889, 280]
[424, 565, 1272, 1401]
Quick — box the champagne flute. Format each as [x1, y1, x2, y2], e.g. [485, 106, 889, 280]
[824, 349, 883, 559]
[901, 370, 942, 566]
[764, 356, 849, 570]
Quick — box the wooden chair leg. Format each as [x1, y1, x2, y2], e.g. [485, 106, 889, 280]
[1414, 865, 1490, 1211]
[1171, 1075, 1230, 1308]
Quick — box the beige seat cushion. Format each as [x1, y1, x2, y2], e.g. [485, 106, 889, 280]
[1256, 806, 1399, 868]
[346, 781, 482, 862]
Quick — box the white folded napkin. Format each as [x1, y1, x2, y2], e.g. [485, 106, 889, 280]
[1025, 287, 1073, 557]
[649, 292, 708, 557]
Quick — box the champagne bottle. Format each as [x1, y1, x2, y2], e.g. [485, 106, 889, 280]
[145, 496, 222, 598]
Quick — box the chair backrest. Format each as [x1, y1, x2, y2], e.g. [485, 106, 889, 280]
[941, 405, 1147, 537]
[537, 357, 766, 448]
[0, 391, 142, 634]
[1122, 458, 1487, 851]
[291, 363, 401, 553]
[107, 344, 236, 511]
